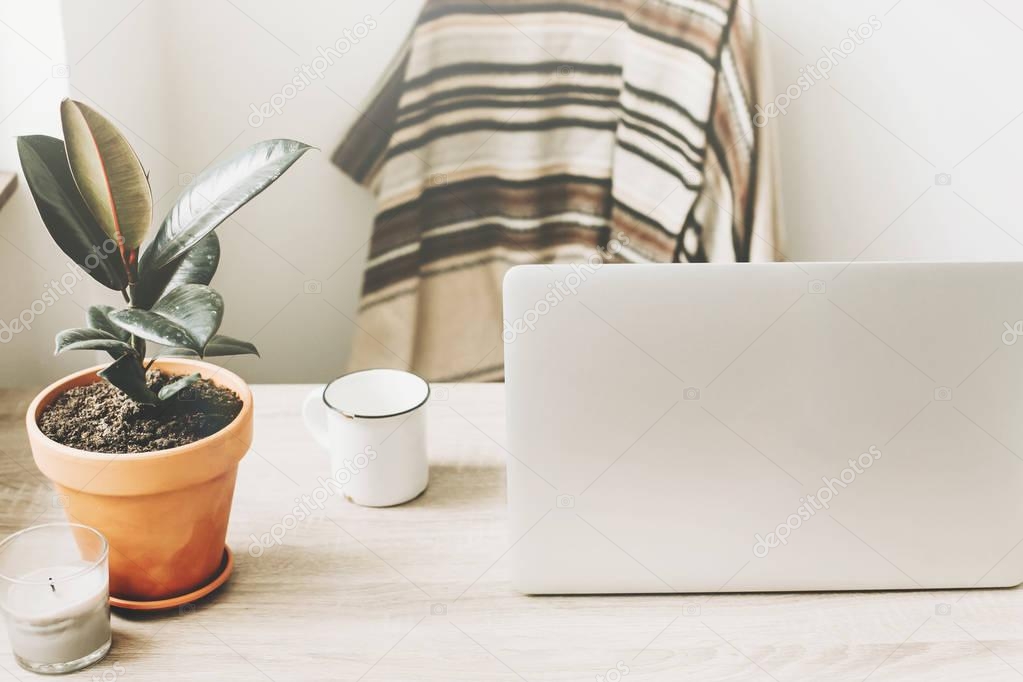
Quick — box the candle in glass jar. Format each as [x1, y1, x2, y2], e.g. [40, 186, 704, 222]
[0, 523, 111, 674]
[4, 563, 110, 667]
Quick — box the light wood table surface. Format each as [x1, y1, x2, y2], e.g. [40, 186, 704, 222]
[0, 383, 1021, 681]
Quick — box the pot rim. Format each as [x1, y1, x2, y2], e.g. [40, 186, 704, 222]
[25, 358, 253, 462]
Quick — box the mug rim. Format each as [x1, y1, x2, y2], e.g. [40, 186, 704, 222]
[321, 368, 431, 420]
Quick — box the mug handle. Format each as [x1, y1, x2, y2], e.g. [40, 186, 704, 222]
[302, 387, 330, 449]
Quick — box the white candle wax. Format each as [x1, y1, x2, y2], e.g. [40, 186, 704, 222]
[3, 563, 110, 666]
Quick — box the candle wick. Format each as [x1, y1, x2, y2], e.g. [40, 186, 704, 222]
[48, 577, 55, 593]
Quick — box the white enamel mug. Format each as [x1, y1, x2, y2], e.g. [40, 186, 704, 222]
[302, 369, 430, 507]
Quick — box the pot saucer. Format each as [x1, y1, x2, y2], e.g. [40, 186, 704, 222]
[109, 546, 234, 611]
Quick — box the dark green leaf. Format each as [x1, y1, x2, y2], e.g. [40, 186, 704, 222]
[108, 308, 199, 352]
[158, 333, 258, 358]
[157, 372, 201, 401]
[109, 284, 223, 352]
[201, 334, 259, 358]
[146, 139, 313, 270]
[98, 353, 157, 405]
[16, 135, 128, 290]
[158, 347, 199, 358]
[87, 305, 130, 342]
[133, 232, 220, 309]
[55, 328, 134, 356]
[153, 284, 223, 349]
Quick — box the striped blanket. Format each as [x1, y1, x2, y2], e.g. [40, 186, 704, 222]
[333, 0, 779, 382]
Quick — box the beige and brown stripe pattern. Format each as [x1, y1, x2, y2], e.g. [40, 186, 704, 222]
[333, 0, 779, 382]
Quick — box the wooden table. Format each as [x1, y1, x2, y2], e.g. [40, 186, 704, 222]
[0, 383, 1021, 681]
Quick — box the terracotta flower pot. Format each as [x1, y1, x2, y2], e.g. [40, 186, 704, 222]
[26, 359, 252, 602]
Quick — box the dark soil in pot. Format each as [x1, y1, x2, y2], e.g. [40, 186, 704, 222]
[38, 371, 243, 453]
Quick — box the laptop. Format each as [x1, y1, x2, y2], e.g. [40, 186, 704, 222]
[503, 262, 1023, 593]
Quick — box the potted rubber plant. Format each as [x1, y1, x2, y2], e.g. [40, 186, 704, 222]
[18, 98, 311, 604]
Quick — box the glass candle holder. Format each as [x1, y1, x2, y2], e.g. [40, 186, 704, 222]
[0, 523, 111, 674]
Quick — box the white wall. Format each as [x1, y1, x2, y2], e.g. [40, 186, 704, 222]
[1, 0, 1021, 386]
[0, 0, 74, 384]
[756, 0, 1023, 263]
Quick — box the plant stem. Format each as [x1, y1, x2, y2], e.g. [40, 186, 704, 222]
[131, 335, 146, 362]
[125, 284, 146, 366]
